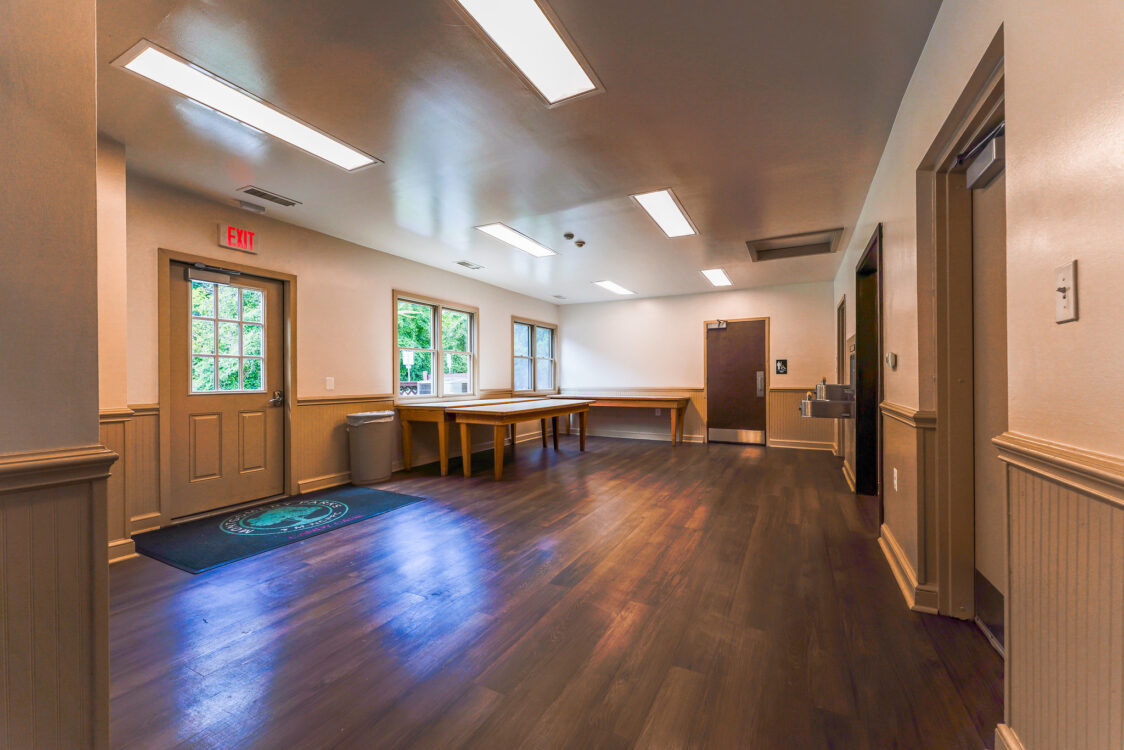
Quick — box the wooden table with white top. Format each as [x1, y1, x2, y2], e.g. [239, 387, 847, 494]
[549, 394, 691, 444]
[446, 399, 594, 480]
[396, 397, 542, 476]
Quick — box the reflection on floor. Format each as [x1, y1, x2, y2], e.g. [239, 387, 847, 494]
[110, 437, 1002, 749]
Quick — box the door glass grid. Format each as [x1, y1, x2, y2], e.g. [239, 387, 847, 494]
[190, 280, 266, 393]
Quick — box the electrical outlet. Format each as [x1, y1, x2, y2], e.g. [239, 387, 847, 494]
[325, 376, 335, 391]
[1055, 260, 1078, 323]
[893, 467, 899, 492]
[655, 408, 661, 416]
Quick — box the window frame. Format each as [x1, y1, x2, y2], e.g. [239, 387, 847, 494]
[393, 290, 479, 401]
[511, 316, 558, 395]
[188, 278, 267, 394]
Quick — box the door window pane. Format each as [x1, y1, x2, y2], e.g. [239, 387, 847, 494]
[514, 322, 531, 357]
[242, 358, 263, 391]
[217, 285, 240, 320]
[217, 357, 241, 390]
[217, 322, 240, 355]
[191, 281, 215, 317]
[536, 359, 554, 390]
[241, 288, 264, 323]
[192, 320, 215, 354]
[514, 358, 532, 391]
[242, 324, 263, 356]
[399, 350, 433, 396]
[397, 301, 433, 349]
[535, 326, 553, 358]
[442, 309, 471, 352]
[192, 356, 216, 391]
[443, 353, 471, 395]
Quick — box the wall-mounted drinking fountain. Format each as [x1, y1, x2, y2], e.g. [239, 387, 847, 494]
[799, 380, 855, 419]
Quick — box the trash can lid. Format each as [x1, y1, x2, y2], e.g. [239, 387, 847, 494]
[347, 410, 396, 425]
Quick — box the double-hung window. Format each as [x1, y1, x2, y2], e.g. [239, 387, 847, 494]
[395, 292, 477, 398]
[513, 318, 557, 393]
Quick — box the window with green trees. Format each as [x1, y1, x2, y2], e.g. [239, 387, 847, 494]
[513, 319, 556, 393]
[190, 280, 265, 393]
[396, 294, 476, 397]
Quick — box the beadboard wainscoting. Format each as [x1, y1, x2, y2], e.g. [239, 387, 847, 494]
[559, 387, 706, 443]
[0, 445, 116, 748]
[995, 432, 1124, 750]
[99, 406, 160, 562]
[293, 395, 395, 493]
[879, 402, 938, 613]
[766, 387, 834, 450]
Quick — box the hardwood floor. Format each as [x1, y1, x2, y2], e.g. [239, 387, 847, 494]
[109, 437, 1002, 749]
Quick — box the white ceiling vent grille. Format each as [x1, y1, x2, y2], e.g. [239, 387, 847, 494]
[456, 260, 484, 270]
[238, 185, 302, 207]
[746, 227, 843, 262]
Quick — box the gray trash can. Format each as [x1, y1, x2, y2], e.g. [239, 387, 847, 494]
[347, 410, 397, 484]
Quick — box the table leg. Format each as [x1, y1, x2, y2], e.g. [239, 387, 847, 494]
[509, 424, 516, 459]
[670, 407, 680, 446]
[437, 420, 449, 476]
[678, 406, 686, 443]
[460, 422, 472, 477]
[493, 425, 506, 480]
[401, 419, 413, 470]
[552, 416, 559, 450]
[579, 411, 587, 451]
[540, 418, 548, 447]
[565, 415, 572, 435]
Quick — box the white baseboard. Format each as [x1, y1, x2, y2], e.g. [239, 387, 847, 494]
[878, 523, 939, 614]
[994, 724, 1025, 750]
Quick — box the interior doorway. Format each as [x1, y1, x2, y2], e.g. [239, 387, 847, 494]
[704, 317, 769, 444]
[835, 296, 847, 458]
[853, 226, 883, 502]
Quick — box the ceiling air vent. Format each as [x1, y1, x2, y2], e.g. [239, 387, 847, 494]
[553, 294, 567, 300]
[457, 260, 484, 270]
[238, 185, 302, 208]
[746, 227, 843, 262]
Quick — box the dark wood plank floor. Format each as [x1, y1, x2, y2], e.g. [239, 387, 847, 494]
[109, 437, 1002, 749]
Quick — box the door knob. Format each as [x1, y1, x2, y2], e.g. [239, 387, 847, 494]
[268, 390, 284, 407]
[756, 371, 765, 397]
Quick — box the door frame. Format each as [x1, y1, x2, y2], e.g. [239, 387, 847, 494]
[916, 30, 1004, 618]
[702, 316, 770, 444]
[854, 226, 884, 503]
[835, 295, 847, 457]
[157, 248, 299, 525]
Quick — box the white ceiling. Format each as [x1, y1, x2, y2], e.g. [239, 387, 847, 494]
[97, 0, 941, 303]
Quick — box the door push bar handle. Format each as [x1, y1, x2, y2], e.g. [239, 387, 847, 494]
[756, 371, 765, 398]
[269, 390, 284, 407]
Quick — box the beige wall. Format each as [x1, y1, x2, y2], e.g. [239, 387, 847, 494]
[0, 1, 102, 455]
[97, 136, 130, 411]
[125, 175, 558, 404]
[558, 282, 835, 389]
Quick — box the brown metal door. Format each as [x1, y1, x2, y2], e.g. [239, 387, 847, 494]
[705, 319, 768, 444]
[170, 264, 285, 518]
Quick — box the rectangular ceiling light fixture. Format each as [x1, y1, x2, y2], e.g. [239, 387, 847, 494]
[631, 189, 697, 237]
[701, 268, 732, 287]
[477, 223, 557, 257]
[594, 280, 635, 295]
[112, 41, 378, 171]
[455, 0, 598, 105]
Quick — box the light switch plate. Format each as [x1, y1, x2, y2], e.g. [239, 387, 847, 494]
[893, 467, 898, 492]
[1055, 260, 1078, 323]
[325, 376, 335, 391]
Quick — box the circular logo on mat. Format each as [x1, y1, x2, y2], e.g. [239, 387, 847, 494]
[220, 499, 349, 536]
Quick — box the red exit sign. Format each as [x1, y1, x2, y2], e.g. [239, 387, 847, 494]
[218, 224, 257, 253]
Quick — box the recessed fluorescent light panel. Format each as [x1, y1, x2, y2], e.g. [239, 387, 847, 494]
[455, 0, 598, 105]
[594, 280, 635, 296]
[112, 41, 378, 171]
[701, 268, 732, 287]
[477, 223, 557, 257]
[631, 189, 697, 238]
